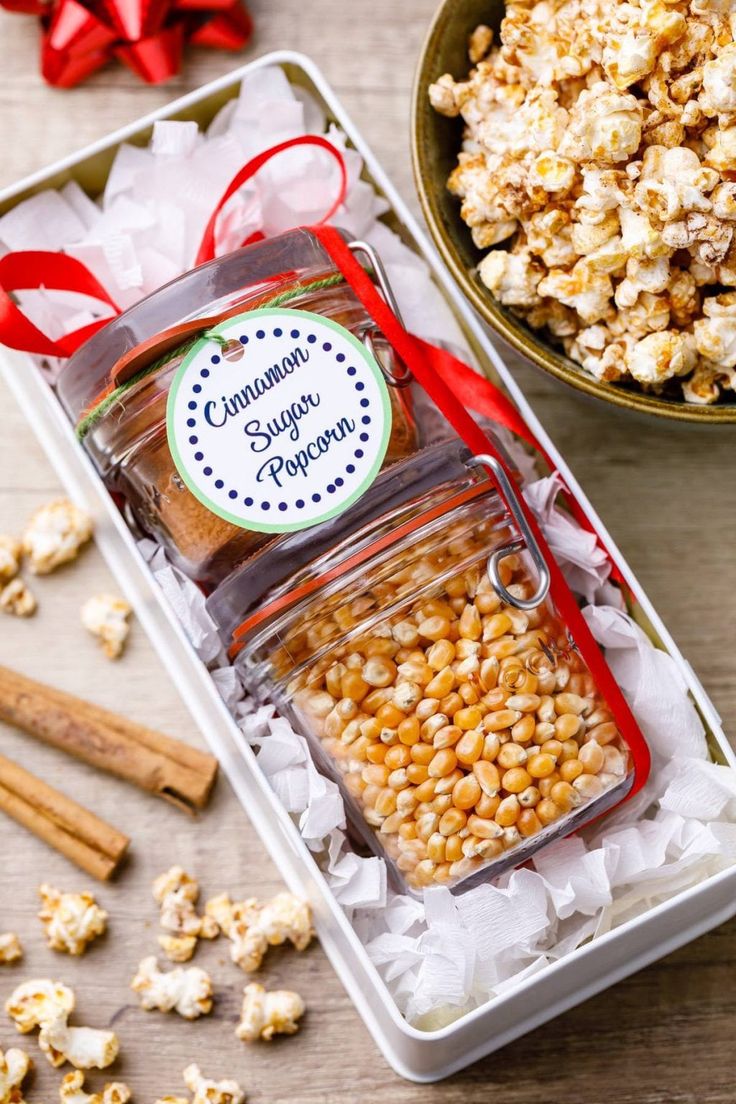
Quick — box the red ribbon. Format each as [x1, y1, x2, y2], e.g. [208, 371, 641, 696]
[0, 251, 119, 357]
[195, 135, 349, 266]
[310, 223, 651, 800]
[0, 0, 252, 87]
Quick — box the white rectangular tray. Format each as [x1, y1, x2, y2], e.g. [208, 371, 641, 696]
[1, 51, 734, 1083]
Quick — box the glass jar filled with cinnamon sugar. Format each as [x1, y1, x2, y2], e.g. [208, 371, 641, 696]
[208, 440, 637, 895]
[57, 229, 419, 586]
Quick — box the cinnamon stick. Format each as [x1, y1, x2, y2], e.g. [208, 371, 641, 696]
[0, 665, 218, 812]
[0, 753, 129, 880]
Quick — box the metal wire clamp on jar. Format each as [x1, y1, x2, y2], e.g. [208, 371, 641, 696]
[56, 229, 419, 587]
[208, 440, 635, 895]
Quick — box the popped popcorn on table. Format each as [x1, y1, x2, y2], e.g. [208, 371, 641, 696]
[0, 934, 22, 965]
[5, 979, 118, 1070]
[59, 1071, 131, 1104]
[80, 595, 131, 660]
[205, 891, 313, 972]
[0, 579, 36, 618]
[155, 1065, 245, 1104]
[429, 0, 736, 403]
[38, 884, 107, 956]
[153, 867, 218, 963]
[130, 956, 213, 1019]
[5, 979, 76, 1034]
[235, 983, 305, 1043]
[0, 537, 21, 584]
[22, 499, 92, 574]
[0, 1048, 32, 1104]
[39, 1014, 119, 1070]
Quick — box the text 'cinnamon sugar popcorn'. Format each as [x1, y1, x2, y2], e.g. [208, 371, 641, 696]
[429, 0, 736, 404]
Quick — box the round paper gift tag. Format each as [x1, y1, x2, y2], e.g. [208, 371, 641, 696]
[167, 307, 392, 533]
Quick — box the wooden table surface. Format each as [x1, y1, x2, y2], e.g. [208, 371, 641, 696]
[0, 3, 735, 1101]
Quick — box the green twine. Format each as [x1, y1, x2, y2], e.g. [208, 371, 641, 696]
[75, 272, 347, 441]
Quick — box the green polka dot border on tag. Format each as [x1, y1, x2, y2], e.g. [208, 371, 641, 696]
[166, 307, 393, 534]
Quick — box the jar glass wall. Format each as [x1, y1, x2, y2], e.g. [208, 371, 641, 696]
[57, 229, 419, 586]
[221, 445, 634, 895]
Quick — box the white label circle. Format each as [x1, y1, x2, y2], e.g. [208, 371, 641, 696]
[167, 308, 392, 533]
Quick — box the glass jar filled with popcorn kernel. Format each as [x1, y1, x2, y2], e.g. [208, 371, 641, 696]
[56, 229, 419, 587]
[209, 440, 637, 895]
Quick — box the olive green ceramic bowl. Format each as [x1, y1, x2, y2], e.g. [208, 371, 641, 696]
[411, 0, 736, 423]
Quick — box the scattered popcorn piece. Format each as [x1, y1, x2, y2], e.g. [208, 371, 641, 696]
[205, 892, 313, 973]
[38, 884, 108, 956]
[6, 980, 117, 1070]
[0, 934, 22, 965]
[6, 979, 75, 1033]
[157, 935, 198, 963]
[152, 867, 218, 962]
[235, 983, 304, 1043]
[0, 1047, 31, 1104]
[22, 499, 92, 575]
[0, 536, 21, 584]
[0, 579, 37, 618]
[39, 1012, 119, 1070]
[59, 1070, 131, 1104]
[80, 594, 131, 659]
[183, 1065, 244, 1104]
[130, 957, 213, 1019]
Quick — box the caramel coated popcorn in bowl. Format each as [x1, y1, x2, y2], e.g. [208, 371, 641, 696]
[416, 0, 736, 418]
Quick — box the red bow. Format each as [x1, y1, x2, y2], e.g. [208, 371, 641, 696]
[0, 0, 253, 87]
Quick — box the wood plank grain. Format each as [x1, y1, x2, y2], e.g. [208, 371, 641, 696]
[0, 2, 735, 1099]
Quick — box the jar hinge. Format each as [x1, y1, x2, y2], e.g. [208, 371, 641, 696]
[348, 240, 412, 388]
[467, 453, 551, 612]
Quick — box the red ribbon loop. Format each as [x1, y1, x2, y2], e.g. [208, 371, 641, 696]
[0, 252, 119, 357]
[0, 135, 347, 359]
[194, 135, 349, 266]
